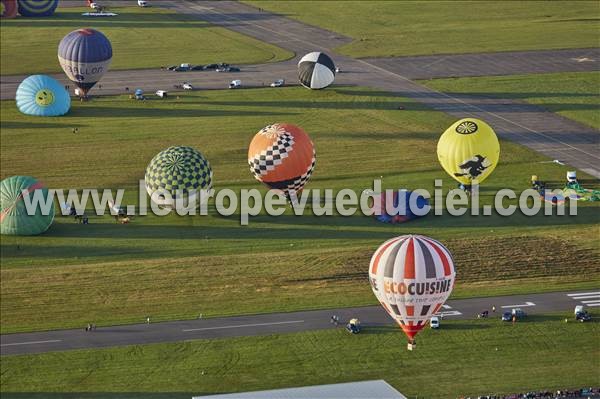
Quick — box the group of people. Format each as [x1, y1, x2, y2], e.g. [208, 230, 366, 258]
[84, 323, 96, 332]
[461, 387, 599, 398]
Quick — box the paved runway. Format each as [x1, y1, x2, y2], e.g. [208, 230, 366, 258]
[2, 290, 598, 356]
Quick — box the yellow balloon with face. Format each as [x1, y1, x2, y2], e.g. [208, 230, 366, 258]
[35, 89, 55, 107]
[437, 118, 500, 185]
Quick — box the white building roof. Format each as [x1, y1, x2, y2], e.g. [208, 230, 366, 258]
[192, 380, 406, 399]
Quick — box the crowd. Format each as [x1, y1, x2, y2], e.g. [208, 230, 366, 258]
[460, 387, 599, 399]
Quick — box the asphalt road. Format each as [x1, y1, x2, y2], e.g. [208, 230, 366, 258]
[2, 290, 598, 356]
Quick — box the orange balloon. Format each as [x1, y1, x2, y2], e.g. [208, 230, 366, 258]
[248, 123, 316, 197]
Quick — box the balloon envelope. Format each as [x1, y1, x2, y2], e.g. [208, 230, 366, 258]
[248, 123, 316, 198]
[16, 75, 70, 116]
[298, 52, 336, 90]
[145, 146, 213, 206]
[17, 0, 58, 16]
[373, 190, 429, 224]
[1, 176, 54, 236]
[58, 28, 112, 95]
[437, 118, 500, 185]
[1, 0, 18, 18]
[369, 235, 456, 343]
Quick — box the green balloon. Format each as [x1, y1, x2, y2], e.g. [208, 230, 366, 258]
[145, 146, 213, 202]
[1, 176, 54, 236]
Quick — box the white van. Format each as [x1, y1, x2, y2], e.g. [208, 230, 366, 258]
[155, 90, 168, 98]
[229, 79, 241, 89]
[574, 305, 585, 315]
[430, 316, 440, 329]
[138, 0, 148, 7]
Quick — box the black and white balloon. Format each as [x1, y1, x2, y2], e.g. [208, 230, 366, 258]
[298, 52, 336, 90]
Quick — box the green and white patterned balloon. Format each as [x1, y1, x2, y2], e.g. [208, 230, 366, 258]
[145, 146, 212, 205]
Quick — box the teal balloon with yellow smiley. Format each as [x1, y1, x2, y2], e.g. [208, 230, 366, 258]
[15, 75, 70, 117]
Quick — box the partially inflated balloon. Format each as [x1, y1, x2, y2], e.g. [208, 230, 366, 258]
[145, 146, 213, 206]
[17, 0, 58, 17]
[437, 118, 500, 185]
[1, 0, 18, 18]
[298, 52, 336, 90]
[16, 75, 70, 116]
[372, 190, 429, 224]
[369, 235, 456, 347]
[58, 28, 112, 96]
[1, 176, 54, 236]
[248, 123, 316, 198]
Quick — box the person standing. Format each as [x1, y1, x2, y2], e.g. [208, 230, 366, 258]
[146, 316, 151, 324]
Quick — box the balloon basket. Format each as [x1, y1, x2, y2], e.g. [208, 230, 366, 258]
[407, 341, 416, 351]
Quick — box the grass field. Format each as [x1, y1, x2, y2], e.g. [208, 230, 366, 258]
[421, 72, 600, 130]
[1, 87, 599, 334]
[2, 314, 599, 397]
[248, 1, 599, 58]
[0, 6, 292, 76]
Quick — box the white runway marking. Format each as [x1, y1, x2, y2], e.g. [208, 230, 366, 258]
[182, 320, 304, 332]
[501, 302, 536, 309]
[567, 292, 600, 297]
[1, 339, 62, 347]
[581, 300, 600, 305]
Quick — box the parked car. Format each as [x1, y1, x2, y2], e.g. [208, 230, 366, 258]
[270, 79, 285, 87]
[182, 83, 193, 90]
[430, 316, 440, 329]
[191, 65, 205, 71]
[574, 305, 585, 315]
[229, 79, 241, 89]
[216, 67, 229, 72]
[173, 66, 188, 72]
[228, 66, 240, 72]
[501, 311, 512, 322]
[137, 0, 148, 7]
[155, 90, 168, 98]
[204, 63, 219, 70]
[166, 65, 178, 71]
[512, 308, 526, 319]
[576, 311, 591, 322]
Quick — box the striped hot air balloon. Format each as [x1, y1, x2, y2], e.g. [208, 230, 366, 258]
[15, 75, 70, 116]
[1, 0, 18, 18]
[1, 176, 54, 236]
[58, 28, 112, 97]
[298, 52, 336, 90]
[369, 235, 456, 349]
[248, 123, 316, 199]
[17, 0, 58, 17]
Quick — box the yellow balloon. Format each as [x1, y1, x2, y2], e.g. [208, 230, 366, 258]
[437, 118, 500, 185]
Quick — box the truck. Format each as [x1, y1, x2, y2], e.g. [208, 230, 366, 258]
[229, 79, 241, 89]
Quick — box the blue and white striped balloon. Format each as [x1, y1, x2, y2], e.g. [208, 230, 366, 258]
[15, 75, 70, 117]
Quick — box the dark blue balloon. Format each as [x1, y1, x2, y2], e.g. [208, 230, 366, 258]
[58, 29, 112, 94]
[18, 0, 58, 17]
[374, 190, 429, 224]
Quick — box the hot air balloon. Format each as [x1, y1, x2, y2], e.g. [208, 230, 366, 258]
[248, 123, 316, 198]
[17, 0, 58, 17]
[145, 146, 213, 206]
[437, 118, 500, 186]
[16, 75, 70, 116]
[1, 176, 54, 236]
[369, 235, 456, 350]
[372, 190, 429, 224]
[1, 0, 18, 18]
[298, 52, 336, 90]
[58, 28, 112, 98]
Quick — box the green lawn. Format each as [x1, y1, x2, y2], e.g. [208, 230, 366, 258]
[1, 87, 599, 333]
[248, 1, 600, 58]
[0, 6, 292, 76]
[421, 72, 600, 130]
[2, 314, 599, 397]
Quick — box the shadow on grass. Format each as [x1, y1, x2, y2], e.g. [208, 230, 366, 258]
[0, 121, 85, 130]
[66, 106, 293, 118]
